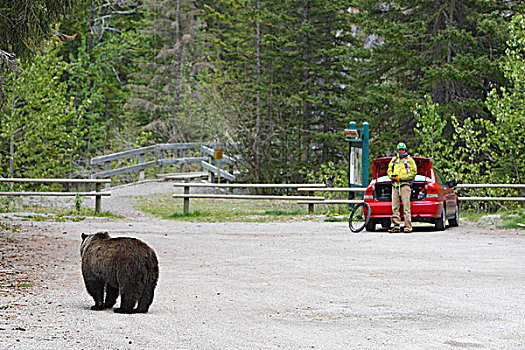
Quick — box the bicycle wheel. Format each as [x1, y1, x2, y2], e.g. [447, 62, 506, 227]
[348, 202, 371, 233]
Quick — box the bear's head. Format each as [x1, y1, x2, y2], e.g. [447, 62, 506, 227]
[80, 232, 110, 256]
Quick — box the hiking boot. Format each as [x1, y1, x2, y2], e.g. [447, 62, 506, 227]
[388, 225, 401, 233]
[403, 227, 413, 233]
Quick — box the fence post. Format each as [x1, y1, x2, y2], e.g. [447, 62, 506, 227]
[104, 161, 111, 189]
[157, 148, 164, 175]
[308, 191, 314, 214]
[183, 180, 190, 215]
[95, 183, 102, 213]
[138, 153, 145, 181]
[180, 149, 185, 173]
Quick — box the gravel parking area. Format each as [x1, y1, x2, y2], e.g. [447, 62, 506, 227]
[1, 181, 525, 349]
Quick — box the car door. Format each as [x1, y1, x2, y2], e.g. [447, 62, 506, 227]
[434, 169, 456, 217]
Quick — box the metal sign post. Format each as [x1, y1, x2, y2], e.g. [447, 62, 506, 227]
[344, 121, 370, 200]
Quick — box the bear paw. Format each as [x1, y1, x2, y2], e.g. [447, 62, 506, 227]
[134, 308, 149, 314]
[113, 308, 134, 314]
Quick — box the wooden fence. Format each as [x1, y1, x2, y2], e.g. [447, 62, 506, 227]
[296, 184, 525, 211]
[91, 143, 237, 183]
[455, 184, 525, 202]
[172, 183, 327, 214]
[0, 178, 111, 213]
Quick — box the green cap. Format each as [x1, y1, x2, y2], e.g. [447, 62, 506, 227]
[397, 142, 407, 150]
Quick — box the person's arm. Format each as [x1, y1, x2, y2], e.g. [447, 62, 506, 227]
[401, 157, 417, 181]
[387, 157, 395, 178]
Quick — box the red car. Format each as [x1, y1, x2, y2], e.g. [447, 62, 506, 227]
[363, 156, 459, 232]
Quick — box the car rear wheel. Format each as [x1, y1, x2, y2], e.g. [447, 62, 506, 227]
[435, 203, 446, 231]
[381, 219, 390, 229]
[448, 202, 459, 227]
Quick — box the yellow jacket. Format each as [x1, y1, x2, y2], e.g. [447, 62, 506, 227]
[387, 154, 417, 187]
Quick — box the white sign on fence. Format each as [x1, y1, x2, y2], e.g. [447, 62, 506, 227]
[349, 147, 362, 185]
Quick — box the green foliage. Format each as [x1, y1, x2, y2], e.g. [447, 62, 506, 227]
[125, 0, 213, 144]
[0, 0, 524, 195]
[412, 94, 447, 161]
[0, 0, 87, 59]
[413, 14, 525, 210]
[201, 1, 355, 183]
[347, 0, 523, 154]
[0, 41, 85, 181]
[412, 94, 502, 188]
[486, 14, 525, 184]
[65, 35, 137, 160]
[74, 193, 83, 212]
[301, 162, 348, 188]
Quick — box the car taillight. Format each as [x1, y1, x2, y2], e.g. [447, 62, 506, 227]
[425, 185, 439, 201]
[364, 185, 375, 200]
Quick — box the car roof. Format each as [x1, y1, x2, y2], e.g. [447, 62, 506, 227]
[372, 156, 432, 179]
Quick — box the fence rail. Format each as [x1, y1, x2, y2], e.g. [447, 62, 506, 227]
[0, 178, 111, 212]
[297, 184, 525, 210]
[172, 183, 525, 215]
[456, 184, 525, 189]
[172, 183, 326, 215]
[458, 197, 525, 202]
[90, 143, 212, 164]
[90, 143, 236, 182]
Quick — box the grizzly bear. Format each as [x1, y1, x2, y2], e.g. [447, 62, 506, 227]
[80, 232, 159, 314]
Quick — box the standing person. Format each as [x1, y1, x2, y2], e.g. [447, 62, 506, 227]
[387, 142, 417, 233]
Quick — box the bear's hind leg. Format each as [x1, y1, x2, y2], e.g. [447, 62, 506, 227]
[114, 288, 139, 314]
[85, 279, 105, 310]
[104, 285, 119, 309]
[135, 284, 155, 313]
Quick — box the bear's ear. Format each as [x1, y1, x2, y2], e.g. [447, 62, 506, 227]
[81, 233, 87, 241]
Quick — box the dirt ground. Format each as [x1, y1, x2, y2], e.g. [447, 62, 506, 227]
[1, 181, 525, 349]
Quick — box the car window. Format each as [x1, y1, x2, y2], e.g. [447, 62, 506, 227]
[434, 169, 445, 186]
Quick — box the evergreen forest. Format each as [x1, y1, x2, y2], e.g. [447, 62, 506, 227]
[1, 0, 525, 187]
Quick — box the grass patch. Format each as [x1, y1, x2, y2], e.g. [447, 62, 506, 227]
[263, 209, 305, 216]
[168, 210, 214, 219]
[136, 194, 354, 222]
[324, 215, 348, 222]
[3, 205, 122, 223]
[499, 209, 525, 229]
[136, 194, 318, 222]
[19, 204, 121, 218]
[324, 207, 350, 222]
[461, 208, 525, 229]
[0, 222, 20, 232]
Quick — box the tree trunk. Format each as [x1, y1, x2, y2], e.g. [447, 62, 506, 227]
[302, 1, 311, 162]
[255, 0, 262, 181]
[87, 0, 95, 51]
[173, 0, 182, 141]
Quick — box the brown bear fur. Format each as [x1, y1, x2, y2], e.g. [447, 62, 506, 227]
[80, 232, 159, 314]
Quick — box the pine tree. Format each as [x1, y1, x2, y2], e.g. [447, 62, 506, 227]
[0, 0, 88, 105]
[201, 0, 357, 182]
[126, 0, 207, 143]
[345, 0, 524, 153]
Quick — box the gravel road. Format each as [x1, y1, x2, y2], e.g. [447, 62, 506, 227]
[1, 181, 525, 349]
